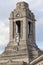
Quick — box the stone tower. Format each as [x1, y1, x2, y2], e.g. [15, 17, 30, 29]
[0, 2, 42, 65]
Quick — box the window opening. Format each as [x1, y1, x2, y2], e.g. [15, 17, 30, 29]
[16, 21, 21, 35]
[28, 22, 31, 34]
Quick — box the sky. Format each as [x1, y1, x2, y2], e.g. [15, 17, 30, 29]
[0, 0, 43, 54]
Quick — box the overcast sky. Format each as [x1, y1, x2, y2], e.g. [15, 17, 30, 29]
[0, 0, 43, 54]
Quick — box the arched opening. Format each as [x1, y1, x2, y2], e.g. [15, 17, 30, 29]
[16, 21, 21, 36]
[28, 22, 31, 34]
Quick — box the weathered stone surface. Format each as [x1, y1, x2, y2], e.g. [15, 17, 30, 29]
[30, 55, 43, 65]
[0, 1, 43, 65]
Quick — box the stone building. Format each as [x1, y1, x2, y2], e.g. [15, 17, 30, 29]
[0, 1, 43, 65]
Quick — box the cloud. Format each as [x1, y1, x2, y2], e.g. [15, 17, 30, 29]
[0, 45, 5, 54]
[0, 20, 9, 48]
[36, 18, 43, 27]
[36, 42, 43, 50]
[36, 18, 43, 49]
[28, 0, 43, 11]
[38, 9, 43, 12]
[33, 0, 43, 7]
[0, 20, 9, 54]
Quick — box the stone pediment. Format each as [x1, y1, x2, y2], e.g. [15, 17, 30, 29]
[30, 55, 43, 65]
[13, 9, 27, 19]
[9, 2, 35, 21]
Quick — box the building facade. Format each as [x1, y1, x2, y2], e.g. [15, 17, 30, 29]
[0, 2, 43, 65]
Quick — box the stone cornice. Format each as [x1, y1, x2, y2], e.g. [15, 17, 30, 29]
[30, 55, 43, 65]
